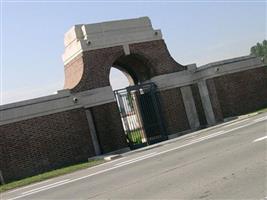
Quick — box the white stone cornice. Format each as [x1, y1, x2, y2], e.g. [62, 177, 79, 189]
[62, 17, 162, 65]
[150, 56, 265, 91]
[0, 86, 115, 125]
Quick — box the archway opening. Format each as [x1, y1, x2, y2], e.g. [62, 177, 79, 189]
[109, 67, 134, 91]
[109, 54, 166, 150]
[109, 53, 154, 90]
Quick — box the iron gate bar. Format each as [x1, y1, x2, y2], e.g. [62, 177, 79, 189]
[114, 83, 167, 149]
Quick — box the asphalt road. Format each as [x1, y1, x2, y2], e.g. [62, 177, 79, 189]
[2, 113, 267, 200]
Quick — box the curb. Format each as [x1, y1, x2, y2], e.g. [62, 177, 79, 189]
[103, 154, 122, 161]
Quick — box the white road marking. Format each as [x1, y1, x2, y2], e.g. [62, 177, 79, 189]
[8, 181, 72, 200]
[114, 131, 226, 168]
[227, 124, 249, 132]
[7, 117, 266, 200]
[7, 131, 226, 200]
[6, 156, 127, 196]
[20, 180, 73, 196]
[253, 116, 267, 123]
[224, 118, 250, 128]
[115, 152, 158, 167]
[7, 180, 71, 200]
[253, 136, 267, 143]
[150, 131, 226, 156]
[6, 179, 52, 194]
[115, 152, 157, 166]
[22, 179, 70, 195]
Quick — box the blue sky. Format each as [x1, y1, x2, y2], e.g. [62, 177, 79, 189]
[1, 1, 266, 104]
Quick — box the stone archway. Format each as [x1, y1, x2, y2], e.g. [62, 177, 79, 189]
[1, 17, 266, 183]
[62, 17, 186, 93]
[61, 17, 199, 151]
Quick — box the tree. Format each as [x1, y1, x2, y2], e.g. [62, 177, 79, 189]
[250, 40, 267, 64]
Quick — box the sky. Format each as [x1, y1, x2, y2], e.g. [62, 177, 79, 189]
[1, 0, 266, 105]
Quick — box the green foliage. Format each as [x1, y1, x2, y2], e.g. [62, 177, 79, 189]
[128, 129, 143, 144]
[126, 94, 134, 110]
[250, 40, 267, 63]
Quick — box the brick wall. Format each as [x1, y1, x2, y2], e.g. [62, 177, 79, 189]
[64, 53, 84, 90]
[0, 108, 95, 183]
[158, 88, 190, 135]
[70, 46, 124, 92]
[207, 66, 267, 118]
[90, 102, 128, 154]
[129, 40, 185, 75]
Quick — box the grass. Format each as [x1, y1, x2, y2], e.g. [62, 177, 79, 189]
[128, 129, 143, 144]
[255, 107, 267, 114]
[0, 159, 105, 193]
[246, 106, 267, 116]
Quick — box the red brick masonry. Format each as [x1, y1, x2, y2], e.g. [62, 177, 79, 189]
[90, 102, 128, 154]
[207, 66, 267, 119]
[158, 88, 190, 135]
[0, 108, 95, 182]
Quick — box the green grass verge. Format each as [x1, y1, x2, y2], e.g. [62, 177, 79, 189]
[0, 159, 105, 193]
[256, 107, 267, 114]
[247, 106, 267, 116]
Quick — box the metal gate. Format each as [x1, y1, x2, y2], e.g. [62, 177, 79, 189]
[114, 83, 167, 149]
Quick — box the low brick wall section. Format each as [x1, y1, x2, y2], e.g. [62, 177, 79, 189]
[207, 66, 267, 118]
[90, 102, 128, 154]
[0, 108, 95, 183]
[158, 88, 190, 135]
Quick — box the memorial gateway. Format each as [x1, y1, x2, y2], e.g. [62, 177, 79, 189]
[0, 17, 266, 183]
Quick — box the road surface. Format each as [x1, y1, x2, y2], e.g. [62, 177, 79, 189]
[2, 113, 267, 200]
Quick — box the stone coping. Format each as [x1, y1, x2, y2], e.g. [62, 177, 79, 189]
[0, 86, 115, 125]
[197, 55, 258, 70]
[149, 55, 265, 91]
